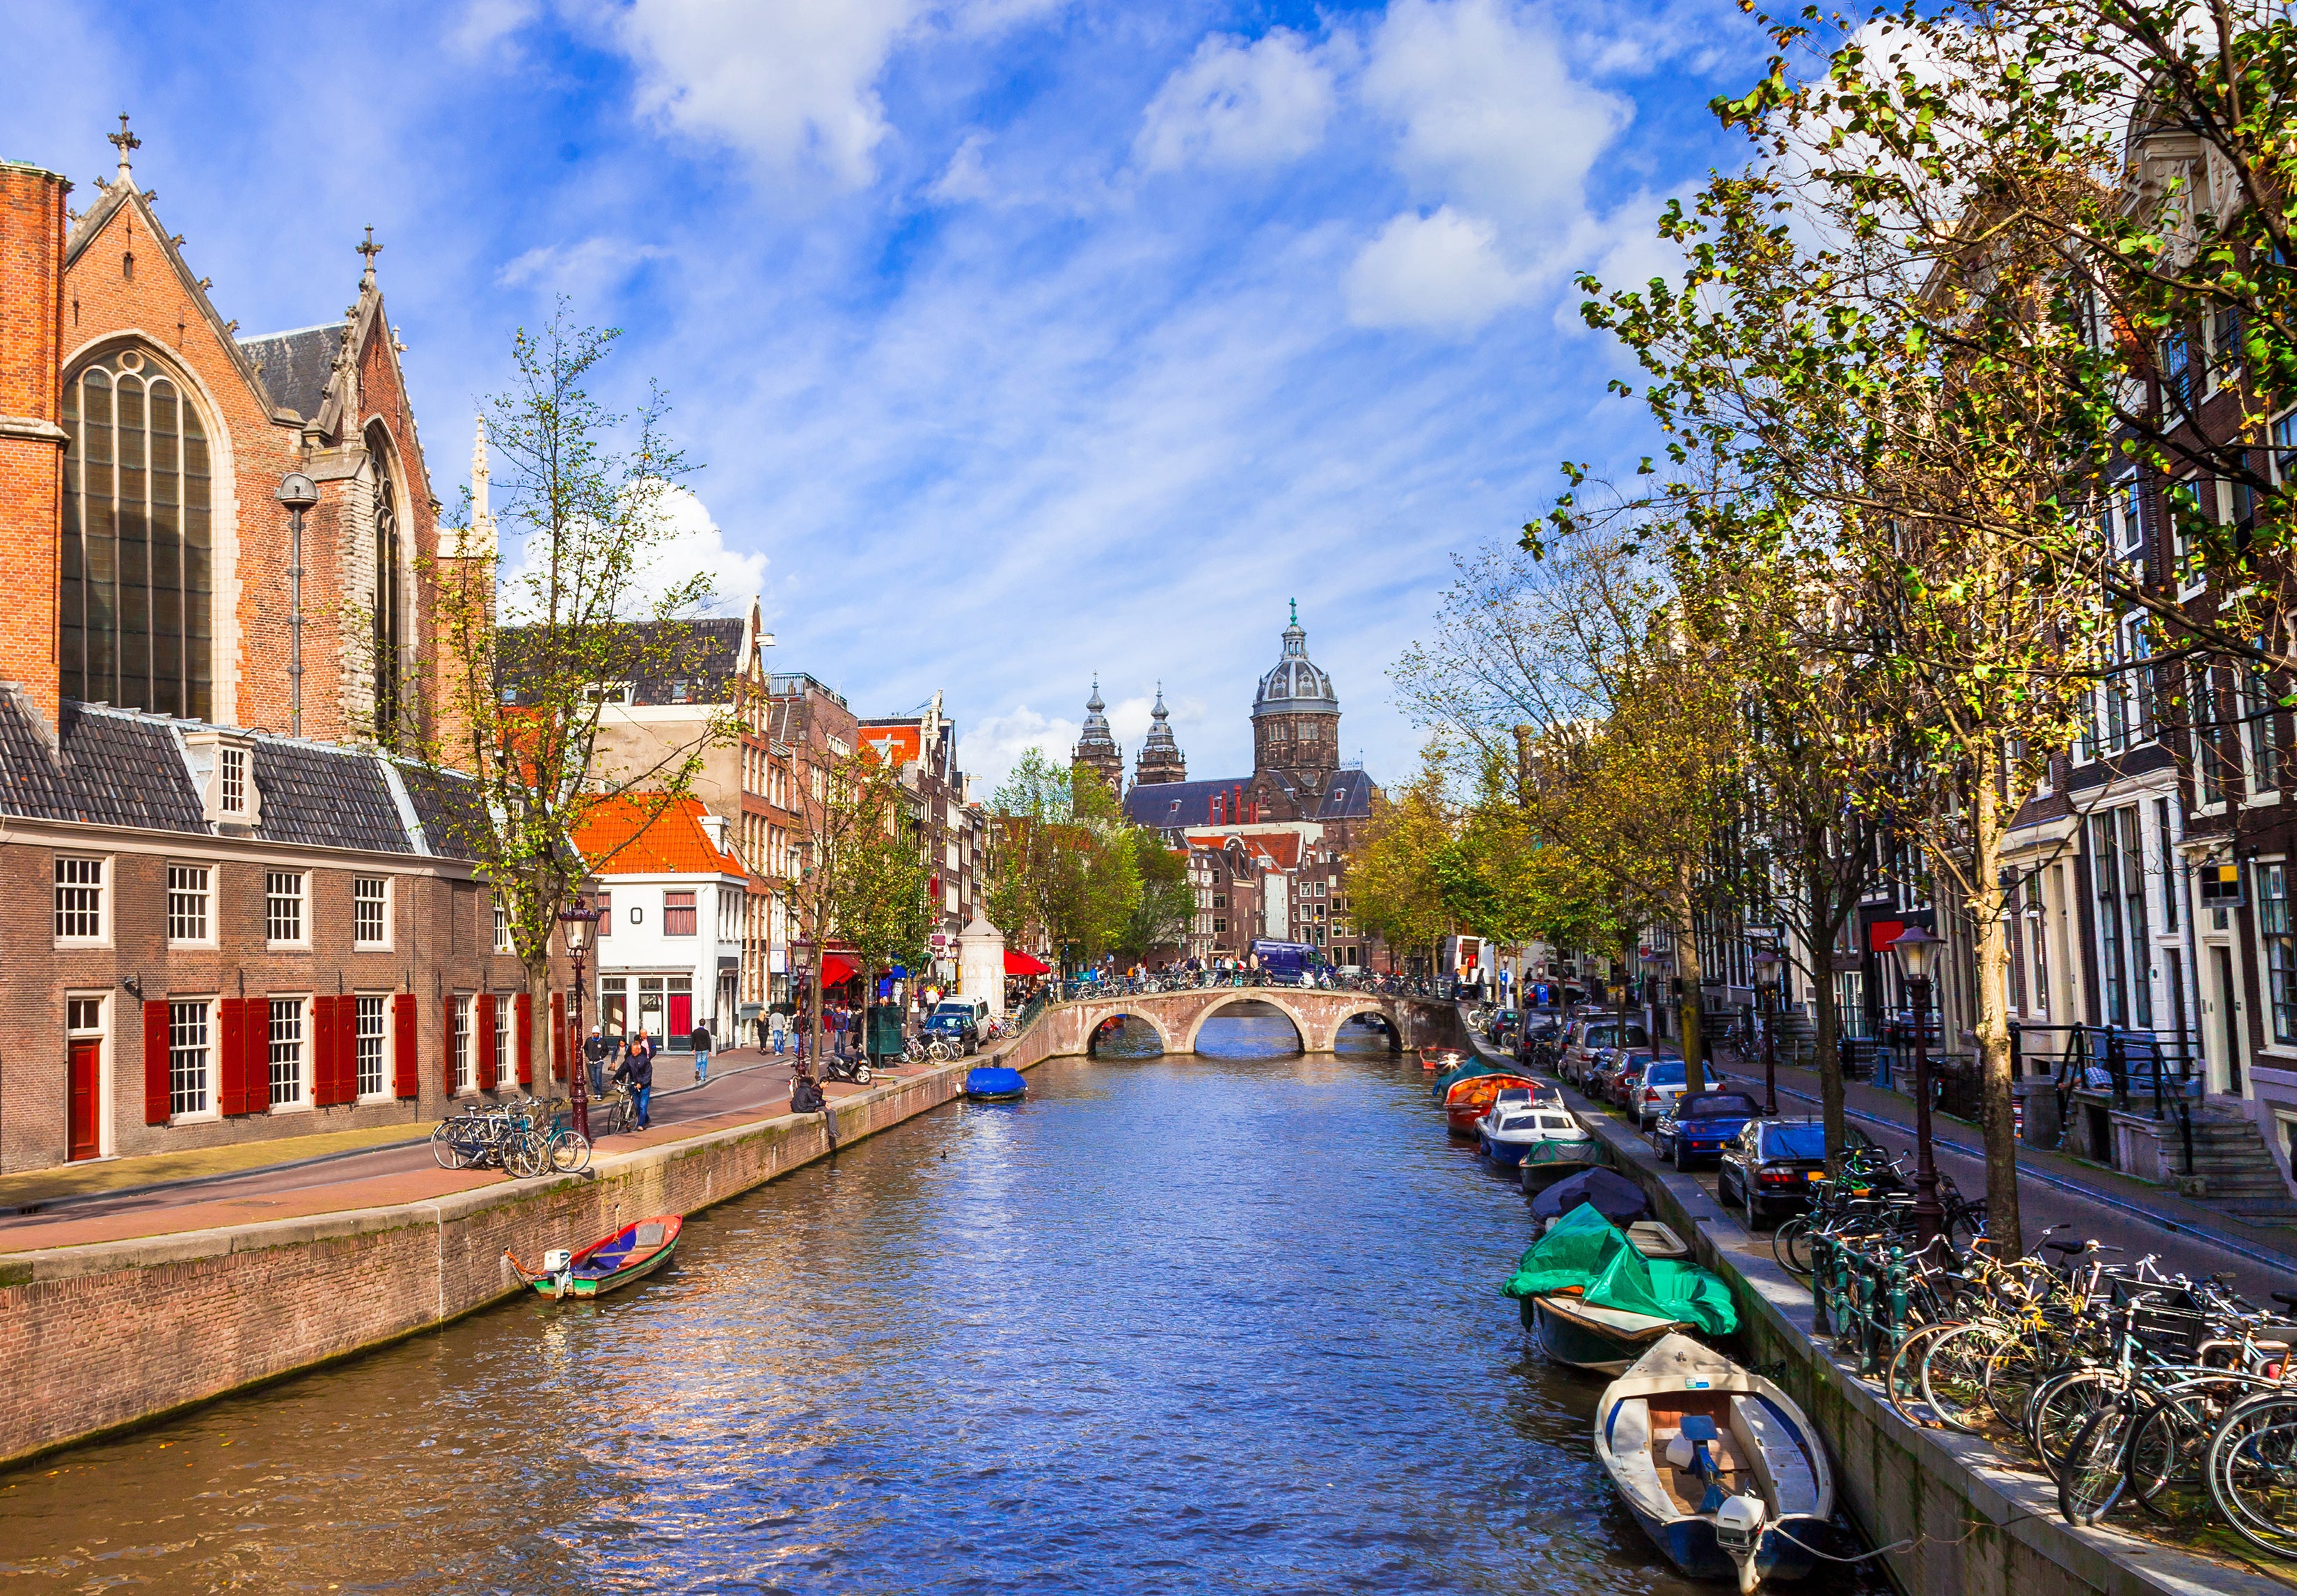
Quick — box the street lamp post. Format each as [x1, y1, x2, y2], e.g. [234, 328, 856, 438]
[558, 901, 606, 1141]
[274, 473, 319, 738]
[1752, 943, 1781, 1116]
[1891, 924, 1945, 1247]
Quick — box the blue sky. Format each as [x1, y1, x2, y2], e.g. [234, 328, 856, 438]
[0, 0, 1765, 791]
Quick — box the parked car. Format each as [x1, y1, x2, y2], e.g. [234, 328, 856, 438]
[1593, 1045, 1671, 1105]
[923, 1002, 984, 1053]
[1650, 1089, 1765, 1169]
[1628, 1057, 1730, 1130]
[1560, 1016, 1650, 1089]
[1487, 1009, 1520, 1047]
[1518, 1014, 1567, 1070]
[1718, 1117, 1881, 1223]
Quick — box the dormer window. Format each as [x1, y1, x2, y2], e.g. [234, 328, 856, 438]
[220, 745, 247, 816]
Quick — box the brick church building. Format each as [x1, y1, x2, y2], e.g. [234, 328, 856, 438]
[0, 125, 554, 1176]
[1094, 607, 1387, 968]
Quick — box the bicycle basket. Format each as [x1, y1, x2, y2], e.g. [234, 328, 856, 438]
[2109, 1278, 2211, 1361]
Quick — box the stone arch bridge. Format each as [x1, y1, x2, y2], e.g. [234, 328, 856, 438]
[1009, 988, 1460, 1061]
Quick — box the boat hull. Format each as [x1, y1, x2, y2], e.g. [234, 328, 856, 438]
[1480, 1134, 1533, 1168]
[529, 1236, 678, 1299]
[1629, 1508, 1825, 1586]
[1517, 1141, 1603, 1190]
[1526, 1295, 1680, 1373]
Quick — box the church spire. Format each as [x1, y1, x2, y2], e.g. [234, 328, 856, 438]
[1134, 680, 1186, 787]
[107, 113, 140, 189]
[453, 418, 498, 560]
[1072, 676, 1123, 796]
[357, 225, 384, 287]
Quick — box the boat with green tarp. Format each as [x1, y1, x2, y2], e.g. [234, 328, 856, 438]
[1502, 1206, 1738, 1373]
[1430, 1056, 1503, 1102]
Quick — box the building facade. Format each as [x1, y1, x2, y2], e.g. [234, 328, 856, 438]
[572, 796, 748, 1054]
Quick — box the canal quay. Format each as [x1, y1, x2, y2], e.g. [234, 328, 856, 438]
[0, 1009, 1884, 1595]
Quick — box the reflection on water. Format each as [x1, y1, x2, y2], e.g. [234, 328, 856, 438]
[0, 1013, 1874, 1595]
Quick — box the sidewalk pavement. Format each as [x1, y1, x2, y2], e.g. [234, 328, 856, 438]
[0, 1045, 928, 1255]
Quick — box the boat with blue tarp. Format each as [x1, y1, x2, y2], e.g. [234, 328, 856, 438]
[963, 1065, 1027, 1101]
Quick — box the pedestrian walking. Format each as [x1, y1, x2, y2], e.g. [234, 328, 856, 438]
[691, 1020, 713, 1084]
[770, 1007, 788, 1056]
[612, 1038, 655, 1130]
[583, 1026, 610, 1098]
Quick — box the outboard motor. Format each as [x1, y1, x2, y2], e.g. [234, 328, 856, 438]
[542, 1247, 574, 1299]
[1714, 1493, 1769, 1594]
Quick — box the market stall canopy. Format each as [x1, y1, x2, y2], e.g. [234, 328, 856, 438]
[1004, 951, 1051, 976]
[819, 954, 860, 986]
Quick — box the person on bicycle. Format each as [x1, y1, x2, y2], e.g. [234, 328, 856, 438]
[612, 1038, 655, 1130]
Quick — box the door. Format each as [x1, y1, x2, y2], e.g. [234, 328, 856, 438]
[668, 990, 693, 1044]
[2215, 945, 2243, 1096]
[68, 1037, 100, 1162]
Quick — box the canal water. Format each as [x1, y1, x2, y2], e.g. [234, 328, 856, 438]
[1, 1011, 1881, 1594]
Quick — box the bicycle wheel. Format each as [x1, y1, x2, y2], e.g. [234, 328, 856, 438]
[1773, 1217, 1813, 1277]
[2060, 1396, 2151, 1525]
[1984, 1335, 2046, 1437]
[503, 1128, 549, 1179]
[2131, 1378, 2267, 1522]
[1946, 1200, 1987, 1254]
[1922, 1322, 2007, 1435]
[2030, 1370, 2116, 1481]
[430, 1121, 473, 1171]
[548, 1128, 592, 1174]
[1886, 1321, 1958, 1428]
[2207, 1392, 2297, 1561]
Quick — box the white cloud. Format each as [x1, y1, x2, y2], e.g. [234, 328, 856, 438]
[1360, 0, 1631, 223]
[499, 486, 766, 619]
[929, 131, 995, 203]
[614, 0, 922, 187]
[1345, 206, 1524, 332]
[498, 236, 670, 297]
[958, 704, 1080, 793]
[1134, 29, 1336, 173]
[449, 0, 540, 57]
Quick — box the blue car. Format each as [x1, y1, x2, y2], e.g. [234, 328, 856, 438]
[1649, 1089, 1765, 1171]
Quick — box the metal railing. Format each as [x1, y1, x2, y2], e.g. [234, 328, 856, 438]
[2012, 1020, 2200, 1176]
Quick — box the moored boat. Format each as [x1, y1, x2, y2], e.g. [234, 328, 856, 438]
[517, 1214, 682, 1300]
[1444, 1072, 1540, 1135]
[1502, 1208, 1737, 1373]
[1518, 1136, 1605, 1191]
[1419, 1046, 1464, 1074]
[963, 1065, 1027, 1101]
[1475, 1103, 1588, 1168]
[1529, 1290, 1684, 1373]
[1593, 1335, 1834, 1591]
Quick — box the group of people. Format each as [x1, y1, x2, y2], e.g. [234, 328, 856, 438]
[580, 1022, 718, 1132]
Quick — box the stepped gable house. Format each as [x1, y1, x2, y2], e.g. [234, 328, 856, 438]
[0, 125, 544, 1176]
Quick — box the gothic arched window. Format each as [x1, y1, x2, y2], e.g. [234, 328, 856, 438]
[61, 348, 213, 721]
[368, 425, 402, 741]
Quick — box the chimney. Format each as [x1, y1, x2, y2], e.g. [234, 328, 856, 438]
[0, 161, 68, 728]
[699, 812, 732, 855]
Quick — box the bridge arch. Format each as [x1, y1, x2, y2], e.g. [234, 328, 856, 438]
[1079, 1004, 1175, 1056]
[1178, 992, 1318, 1054]
[1330, 1007, 1402, 1053]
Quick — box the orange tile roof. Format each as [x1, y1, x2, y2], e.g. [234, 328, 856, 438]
[572, 795, 744, 876]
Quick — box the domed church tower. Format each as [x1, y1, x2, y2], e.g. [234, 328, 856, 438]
[1133, 684, 1187, 787]
[1072, 677, 1126, 795]
[1252, 601, 1340, 780]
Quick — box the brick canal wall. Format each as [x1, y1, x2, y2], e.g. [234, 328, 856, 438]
[1459, 1025, 2283, 1596]
[0, 1055, 988, 1470]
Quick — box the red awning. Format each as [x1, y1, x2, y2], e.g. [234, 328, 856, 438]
[819, 954, 860, 986]
[1004, 950, 1051, 976]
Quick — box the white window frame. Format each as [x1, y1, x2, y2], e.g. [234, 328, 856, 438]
[355, 993, 390, 1101]
[452, 994, 475, 1094]
[353, 875, 392, 949]
[492, 894, 513, 954]
[54, 855, 109, 945]
[2172, 477, 2208, 601]
[267, 995, 310, 1112]
[166, 862, 214, 946]
[219, 745, 248, 816]
[266, 870, 308, 947]
[167, 995, 218, 1123]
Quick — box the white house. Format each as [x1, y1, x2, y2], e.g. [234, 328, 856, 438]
[574, 796, 748, 1053]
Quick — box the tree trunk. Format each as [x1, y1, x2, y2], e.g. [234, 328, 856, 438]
[526, 954, 556, 1102]
[1970, 768, 2022, 1254]
[1805, 858, 1847, 1176]
[1676, 861, 1706, 1098]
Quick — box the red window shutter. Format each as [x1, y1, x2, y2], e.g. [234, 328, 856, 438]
[393, 993, 419, 1098]
[551, 992, 567, 1081]
[248, 997, 271, 1113]
[516, 993, 534, 1086]
[476, 993, 498, 1091]
[441, 995, 456, 1097]
[143, 998, 172, 1124]
[339, 998, 357, 1102]
[220, 997, 246, 1116]
[310, 997, 333, 1105]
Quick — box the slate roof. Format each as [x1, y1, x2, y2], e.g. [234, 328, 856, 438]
[500, 617, 750, 709]
[254, 741, 413, 853]
[1123, 777, 1245, 832]
[399, 763, 488, 860]
[0, 690, 487, 858]
[1314, 768, 1376, 821]
[237, 324, 344, 422]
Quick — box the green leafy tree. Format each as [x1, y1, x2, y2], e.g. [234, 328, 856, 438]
[410, 305, 726, 1098]
[985, 750, 1144, 972]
